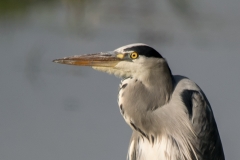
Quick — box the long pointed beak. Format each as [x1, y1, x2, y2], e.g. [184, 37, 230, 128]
[53, 52, 124, 67]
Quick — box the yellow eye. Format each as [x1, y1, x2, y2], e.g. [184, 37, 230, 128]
[130, 52, 139, 59]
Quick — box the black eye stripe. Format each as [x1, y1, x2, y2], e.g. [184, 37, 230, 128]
[124, 46, 162, 58]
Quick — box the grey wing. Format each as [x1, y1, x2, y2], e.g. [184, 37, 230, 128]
[182, 90, 225, 160]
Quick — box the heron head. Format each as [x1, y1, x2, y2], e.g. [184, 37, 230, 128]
[53, 43, 169, 79]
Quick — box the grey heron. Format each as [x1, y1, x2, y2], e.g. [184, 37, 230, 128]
[53, 43, 224, 160]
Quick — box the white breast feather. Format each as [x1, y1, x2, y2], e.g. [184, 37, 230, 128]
[137, 136, 170, 160]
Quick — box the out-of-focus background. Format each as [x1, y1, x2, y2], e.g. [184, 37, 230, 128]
[0, 0, 239, 159]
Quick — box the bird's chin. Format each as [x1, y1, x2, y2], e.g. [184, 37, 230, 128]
[92, 66, 131, 78]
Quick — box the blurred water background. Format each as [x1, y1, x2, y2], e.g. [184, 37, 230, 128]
[0, 0, 240, 159]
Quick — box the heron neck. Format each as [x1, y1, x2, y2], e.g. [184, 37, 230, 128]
[138, 62, 174, 106]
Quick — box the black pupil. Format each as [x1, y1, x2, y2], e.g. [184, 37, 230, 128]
[132, 53, 137, 58]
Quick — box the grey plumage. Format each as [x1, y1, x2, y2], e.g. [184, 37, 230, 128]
[53, 43, 225, 160]
[123, 76, 224, 160]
